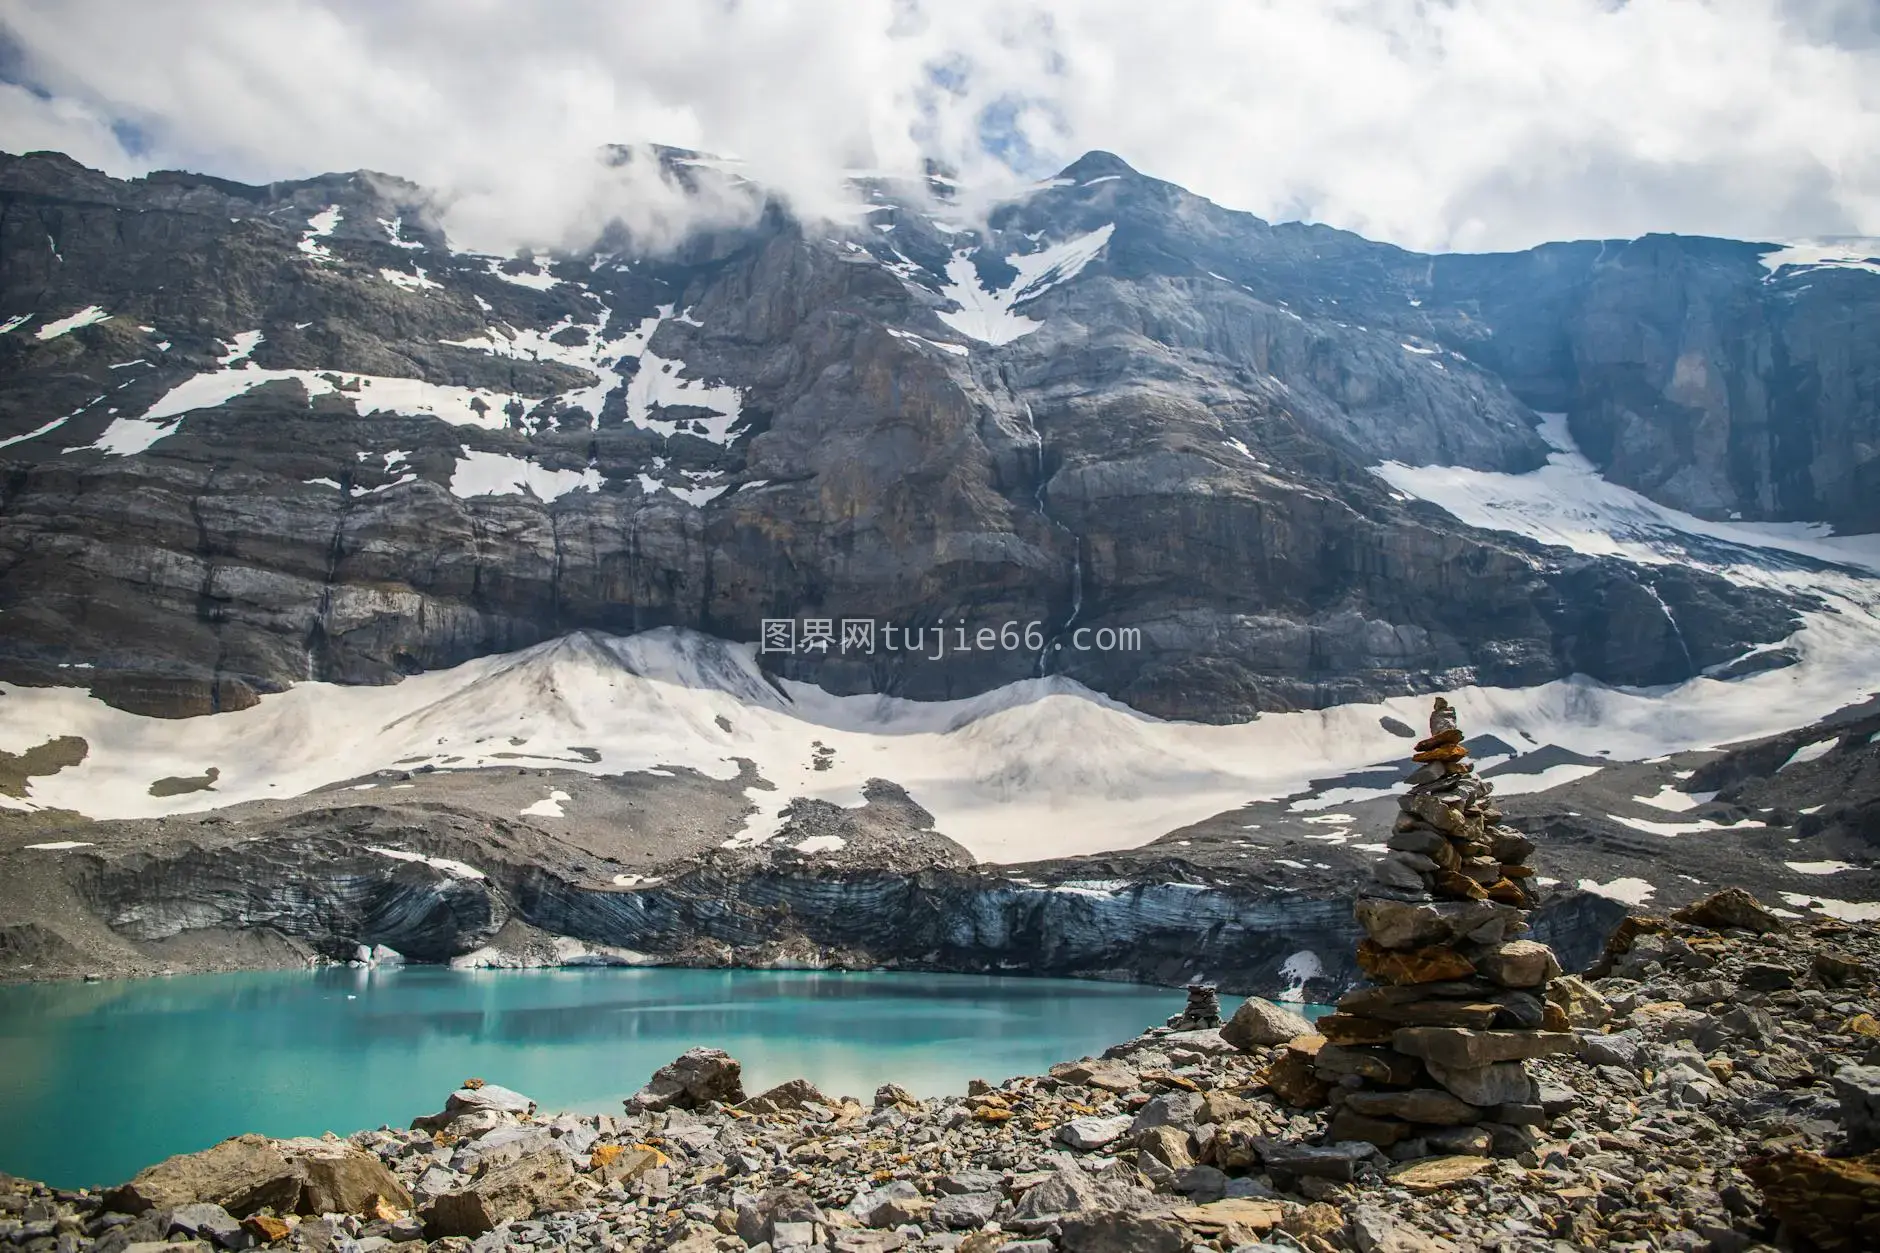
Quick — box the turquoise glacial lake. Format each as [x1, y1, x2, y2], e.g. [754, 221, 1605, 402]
[0, 966, 1326, 1189]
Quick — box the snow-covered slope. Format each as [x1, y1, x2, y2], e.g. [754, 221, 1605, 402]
[7, 403, 1879, 865]
[7, 606, 1879, 867]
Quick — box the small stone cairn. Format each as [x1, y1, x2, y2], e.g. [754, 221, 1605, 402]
[1166, 982, 1223, 1030]
[1312, 697, 1574, 1157]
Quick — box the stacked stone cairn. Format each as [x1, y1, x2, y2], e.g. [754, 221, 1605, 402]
[1312, 697, 1574, 1158]
[1167, 982, 1224, 1030]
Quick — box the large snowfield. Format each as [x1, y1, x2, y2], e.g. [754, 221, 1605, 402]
[4, 407, 1879, 869]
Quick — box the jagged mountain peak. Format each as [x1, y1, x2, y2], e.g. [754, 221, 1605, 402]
[1053, 150, 1140, 182]
[0, 144, 1875, 728]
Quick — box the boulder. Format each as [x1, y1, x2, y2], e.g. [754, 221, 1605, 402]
[1357, 941, 1476, 985]
[103, 1134, 302, 1217]
[412, 1084, 536, 1132]
[1007, 1166, 1161, 1232]
[1137, 1124, 1196, 1170]
[1057, 1115, 1134, 1150]
[1390, 1027, 1574, 1068]
[625, 1047, 745, 1112]
[1221, 998, 1313, 1051]
[1832, 1066, 1880, 1153]
[1317, 1013, 1399, 1045]
[1129, 1090, 1203, 1134]
[421, 1147, 577, 1238]
[1350, 1203, 1463, 1252]
[1312, 1044, 1424, 1086]
[275, 1139, 414, 1216]
[1058, 1211, 1187, 1253]
[1342, 1088, 1485, 1126]
[1422, 1059, 1536, 1107]
[1470, 940, 1561, 988]
[849, 1181, 931, 1228]
[1387, 1155, 1492, 1194]
[873, 1083, 918, 1109]
[1338, 987, 1501, 1029]
[1544, 974, 1611, 1028]
[1260, 1039, 1330, 1108]
[930, 1191, 998, 1230]
[1049, 1060, 1137, 1093]
[1423, 1126, 1495, 1157]
[1670, 887, 1785, 935]
[739, 1078, 827, 1114]
[1197, 1090, 1255, 1125]
[1741, 1148, 1880, 1252]
[165, 1203, 245, 1249]
[589, 1146, 661, 1186]
[1326, 1107, 1411, 1146]
[1254, 1139, 1379, 1181]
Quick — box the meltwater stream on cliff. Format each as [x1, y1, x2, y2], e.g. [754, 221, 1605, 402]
[0, 965, 1330, 1189]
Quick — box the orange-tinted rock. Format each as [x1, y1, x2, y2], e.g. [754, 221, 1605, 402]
[1358, 940, 1477, 984]
[1672, 887, 1786, 935]
[242, 1215, 291, 1244]
[1261, 1045, 1330, 1108]
[1411, 743, 1470, 763]
[1485, 879, 1527, 906]
[1413, 728, 1464, 753]
[1741, 1149, 1880, 1251]
[1433, 870, 1489, 902]
[1316, 1013, 1398, 1045]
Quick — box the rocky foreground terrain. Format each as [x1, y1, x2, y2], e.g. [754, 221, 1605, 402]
[4, 888, 1877, 1253]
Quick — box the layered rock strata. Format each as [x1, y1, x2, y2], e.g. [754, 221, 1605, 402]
[1315, 697, 1572, 1156]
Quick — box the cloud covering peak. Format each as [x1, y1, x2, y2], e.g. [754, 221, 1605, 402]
[4, 0, 1879, 254]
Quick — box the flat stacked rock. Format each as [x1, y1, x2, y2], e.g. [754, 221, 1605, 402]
[1314, 698, 1573, 1157]
[1167, 982, 1224, 1030]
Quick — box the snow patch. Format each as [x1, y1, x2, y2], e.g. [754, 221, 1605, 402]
[1780, 738, 1837, 770]
[1484, 763, 1604, 795]
[450, 449, 604, 502]
[792, 835, 847, 854]
[886, 327, 970, 357]
[1374, 413, 1880, 575]
[298, 207, 341, 261]
[378, 216, 424, 249]
[33, 306, 110, 340]
[1759, 239, 1880, 279]
[23, 841, 94, 850]
[1275, 950, 1324, 1002]
[520, 789, 570, 817]
[1632, 784, 1718, 812]
[1610, 814, 1766, 837]
[218, 331, 263, 365]
[381, 267, 441, 292]
[934, 224, 1115, 345]
[484, 256, 560, 290]
[365, 846, 486, 880]
[1785, 861, 1857, 875]
[1780, 893, 1880, 922]
[1578, 876, 1656, 905]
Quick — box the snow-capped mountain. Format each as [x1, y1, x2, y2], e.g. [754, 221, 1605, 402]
[5, 145, 1875, 722]
[1, 143, 1876, 985]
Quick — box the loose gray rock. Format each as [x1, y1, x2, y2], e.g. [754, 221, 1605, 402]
[1221, 998, 1313, 1051]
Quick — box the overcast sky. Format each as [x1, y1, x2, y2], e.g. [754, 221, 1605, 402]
[4, 0, 1879, 255]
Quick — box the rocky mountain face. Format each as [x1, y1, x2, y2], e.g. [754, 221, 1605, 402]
[0, 146, 1846, 722]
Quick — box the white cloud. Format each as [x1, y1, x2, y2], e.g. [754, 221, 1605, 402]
[3, 0, 1879, 253]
